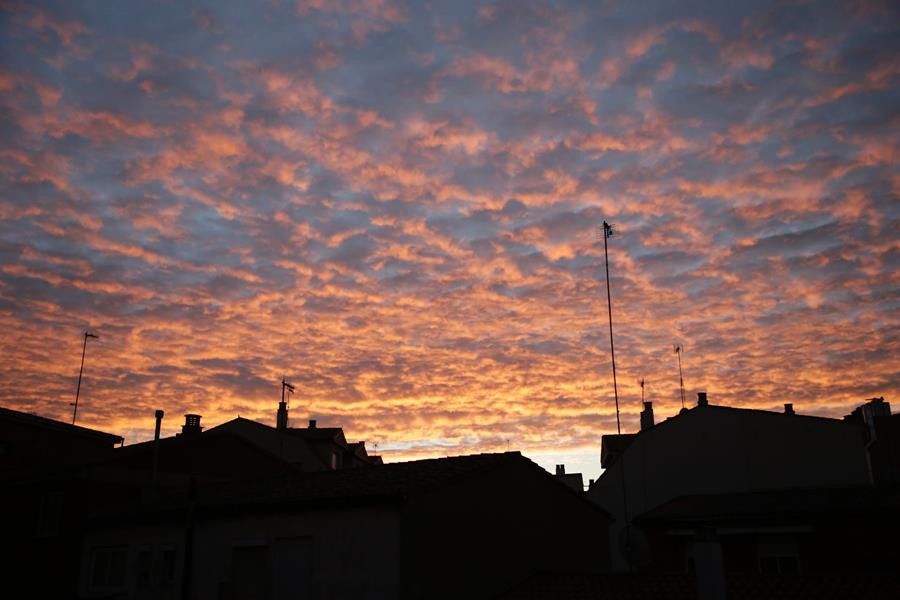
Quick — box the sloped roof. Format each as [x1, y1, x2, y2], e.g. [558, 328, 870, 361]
[593, 402, 864, 481]
[93, 451, 607, 524]
[287, 426, 347, 445]
[201, 451, 528, 506]
[206, 417, 327, 469]
[0, 405, 123, 444]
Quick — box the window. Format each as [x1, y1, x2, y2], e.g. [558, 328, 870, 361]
[136, 549, 153, 589]
[160, 547, 177, 588]
[232, 545, 270, 600]
[759, 555, 799, 574]
[90, 546, 127, 591]
[757, 537, 801, 575]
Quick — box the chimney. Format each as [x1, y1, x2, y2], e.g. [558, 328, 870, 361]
[784, 403, 795, 415]
[276, 401, 288, 430]
[640, 401, 655, 430]
[182, 414, 202, 437]
[308, 419, 317, 429]
[556, 464, 565, 476]
[697, 392, 708, 406]
[154, 410, 165, 441]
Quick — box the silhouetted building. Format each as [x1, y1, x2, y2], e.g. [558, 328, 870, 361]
[588, 394, 899, 598]
[78, 452, 610, 600]
[1, 407, 379, 599]
[209, 416, 381, 471]
[845, 397, 900, 485]
[555, 463, 585, 492]
[101, 424, 307, 482]
[0, 406, 126, 599]
[0, 405, 123, 470]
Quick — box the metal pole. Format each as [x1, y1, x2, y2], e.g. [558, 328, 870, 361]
[677, 347, 685, 409]
[603, 223, 622, 440]
[602, 221, 630, 562]
[72, 332, 97, 424]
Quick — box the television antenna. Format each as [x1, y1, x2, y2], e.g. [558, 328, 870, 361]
[599, 220, 631, 564]
[71, 331, 99, 425]
[674, 343, 686, 409]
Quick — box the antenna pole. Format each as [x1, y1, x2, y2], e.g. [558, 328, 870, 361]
[602, 220, 630, 563]
[675, 344, 685, 409]
[72, 331, 98, 424]
[602, 222, 622, 440]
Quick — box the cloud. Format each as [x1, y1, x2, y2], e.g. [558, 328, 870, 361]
[0, 0, 897, 479]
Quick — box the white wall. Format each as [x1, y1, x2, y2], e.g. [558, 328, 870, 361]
[80, 505, 402, 600]
[192, 506, 401, 600]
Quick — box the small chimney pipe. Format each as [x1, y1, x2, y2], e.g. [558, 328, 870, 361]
[556, 464, 565, 476]
[308, 419, 317, 429]
[152, 409, 164, 487]
[154, 409, 164, 441]
[697, 392, 708, 406]
[784, 403, 795, 415]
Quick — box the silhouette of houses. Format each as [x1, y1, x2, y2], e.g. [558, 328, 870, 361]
[588, 394, 900, 598]
[0, 402, 606, 600]
[4, 392, 897, 600]
[210, 416, 382, 471]
[77, 451, 609, 600]
[100, 413, 381, 484]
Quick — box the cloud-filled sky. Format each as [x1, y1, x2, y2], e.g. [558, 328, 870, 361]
[1, 0, 898, 478]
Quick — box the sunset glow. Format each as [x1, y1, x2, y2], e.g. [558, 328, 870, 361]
[1, 0, 897, 478]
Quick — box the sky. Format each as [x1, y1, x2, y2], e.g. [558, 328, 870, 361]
[1, 0, 898, 479]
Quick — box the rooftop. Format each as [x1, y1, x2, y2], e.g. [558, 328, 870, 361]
[0, 405, 123, 444]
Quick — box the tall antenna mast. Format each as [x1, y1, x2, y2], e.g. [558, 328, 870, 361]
[640, 377, 645, 405]
[72, 331, 99, 424]
[601, 220, 630, 557]
[602, 222, 622, 438]
[674, 343, 686, 409]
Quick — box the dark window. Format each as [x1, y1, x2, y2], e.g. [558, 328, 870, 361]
[136, 550, 152, 589]
[779, 555, 799, 575]
[232, 545, 269, 600]
[759, 556, 778, 575]
[276, 538, 312, 600]
[160, 548, 176, 588]
[759, 554, 800, 575]
[90, 546, 127, 590]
